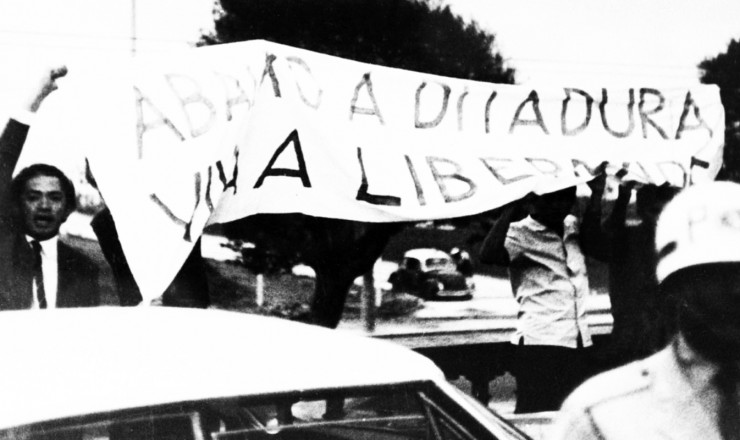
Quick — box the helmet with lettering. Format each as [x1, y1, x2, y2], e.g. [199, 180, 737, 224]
[655, 181, 740, 283]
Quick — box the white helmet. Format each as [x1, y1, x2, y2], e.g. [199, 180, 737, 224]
[655, 181, 740, 283]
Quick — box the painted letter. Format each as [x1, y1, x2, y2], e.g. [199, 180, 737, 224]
[149, 193, 189, 240]
[349, 73, 385, 124]
[509, 90, 549, 135]
[675, 91, 713, 139]
[287, 56, 322, 109]
[427, 157, 476, 203]
[484, 90, 498, 134]
[216, 146, 239, 194]
[457, 88, 469, 131]
[415, 81, 451, 129]
[254, 130, 311, 188]
[561, 88, 593, 136]
[165, 74, 217, 138]
[526, 158, 562, 177]
[405, 156, 426, 206]
[656, 161, 688, 187]
[215, 71, 254, 121]
[599, 88, 635, 138]
[481, 158, 534, 185]
[261, 53, 281, 97]
[134, 86, 185, 159]
[639, 88, 668, 139]
[571, 159, 608, 178]
[355, 148, 401, 206]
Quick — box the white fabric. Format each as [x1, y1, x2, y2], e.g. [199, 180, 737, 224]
[21, 40, 726, 302]
[26, 235, 58, 309]
[504, 215, 592, 348]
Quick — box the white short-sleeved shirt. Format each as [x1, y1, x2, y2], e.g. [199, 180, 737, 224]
[505, 214, 592, 348]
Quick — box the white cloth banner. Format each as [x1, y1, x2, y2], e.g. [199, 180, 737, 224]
[35, 40, 725, 301]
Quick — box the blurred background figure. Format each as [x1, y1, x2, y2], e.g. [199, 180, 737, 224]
[450, 247, 473, 277]
[552, 181, 740, 440]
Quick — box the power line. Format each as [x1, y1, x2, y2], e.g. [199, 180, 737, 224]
[505, 56, 702, 72]
[0, 29, 711, 71]
[0, 39, 193, 54]
[131, 0, 137, 56]
[511, 66, 700, 79]
[0, 28, 197, 45]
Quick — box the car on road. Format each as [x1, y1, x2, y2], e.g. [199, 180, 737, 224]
[0, 307, 532, 440]
[389, 248, 475, 301]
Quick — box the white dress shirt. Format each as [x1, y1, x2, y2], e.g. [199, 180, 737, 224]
[505, 214, 592, 348]
[25, 235, 59, 309]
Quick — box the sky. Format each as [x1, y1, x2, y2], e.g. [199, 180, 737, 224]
[0, 0, 734, 241]
[1, 0, 739, 87]
[445, 0, 740, 86]
[0, 0, 214, 90]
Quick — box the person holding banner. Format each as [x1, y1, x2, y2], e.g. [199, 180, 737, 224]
[85, 161, 210, 308]
[0, 65, 100, 310]
[89, 202, 211, 308]
[480, 178, 606, 414]
[550, 181, 740, 440]
[602, 183, 679, 368]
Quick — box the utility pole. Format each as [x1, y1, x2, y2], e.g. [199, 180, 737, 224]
[130, 0, 137, 56]
[361, 269, 377, 332]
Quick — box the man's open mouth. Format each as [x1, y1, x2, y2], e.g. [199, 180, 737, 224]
[33, 215, 55, 227]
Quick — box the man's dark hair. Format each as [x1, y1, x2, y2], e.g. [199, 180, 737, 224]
[11, 164, 77, 211]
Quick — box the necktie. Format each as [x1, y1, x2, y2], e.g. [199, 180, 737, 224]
[30, 240, 47, 309]
[714, 365, 740, 440]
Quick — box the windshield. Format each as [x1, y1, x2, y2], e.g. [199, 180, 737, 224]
[1, 382, 521, 440]
[425, 257, 455, 271]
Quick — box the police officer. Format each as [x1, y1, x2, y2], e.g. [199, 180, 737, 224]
[550, 181, 740, 440]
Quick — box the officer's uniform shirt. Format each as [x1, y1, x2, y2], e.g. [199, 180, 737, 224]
[505, 214, 592, 348]
[550, 335, 730, 440]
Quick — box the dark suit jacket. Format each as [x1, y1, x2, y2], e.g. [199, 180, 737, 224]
[0, 118, 99, 310]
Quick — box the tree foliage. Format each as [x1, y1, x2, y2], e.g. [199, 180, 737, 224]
[700, 39, 740, 181]
[202, 0, 514, 83]
[201, 0, 515, 327]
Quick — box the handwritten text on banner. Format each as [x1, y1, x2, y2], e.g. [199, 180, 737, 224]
[43, 40, 723, 300]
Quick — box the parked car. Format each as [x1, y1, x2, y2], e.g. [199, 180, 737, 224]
[0, 308, 531, 440]
[389, 248, 475, 300]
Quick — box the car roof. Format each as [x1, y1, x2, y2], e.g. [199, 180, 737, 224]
[403, 248, 450, 260]
[0, 307, 444, 429]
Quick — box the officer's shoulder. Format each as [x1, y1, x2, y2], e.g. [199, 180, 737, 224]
[562, 354, 658, 412]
